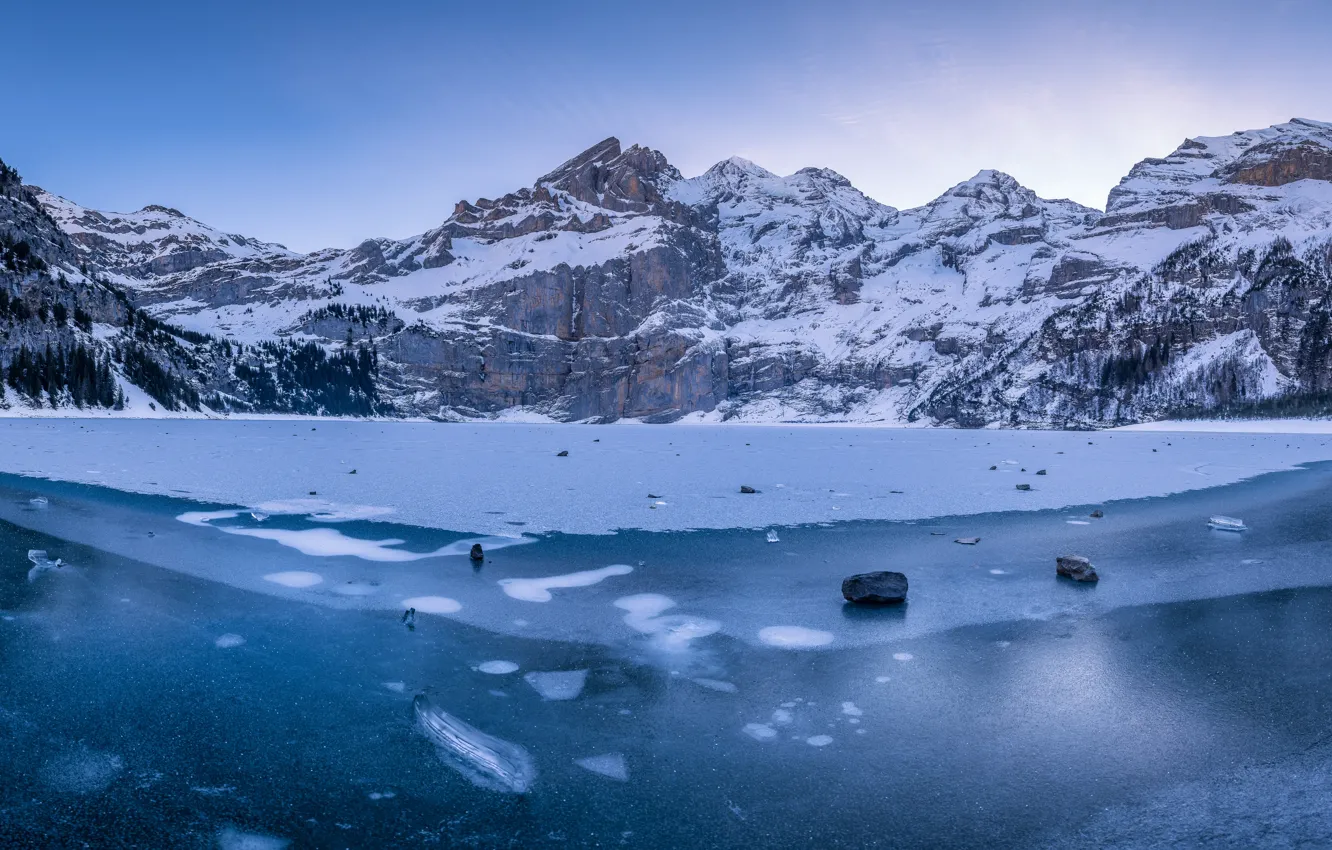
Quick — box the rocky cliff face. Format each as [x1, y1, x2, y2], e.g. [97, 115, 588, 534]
[21, 119, 1332, 425]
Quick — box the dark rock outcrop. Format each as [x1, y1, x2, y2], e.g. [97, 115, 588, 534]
[1056, 555, 1098, 582]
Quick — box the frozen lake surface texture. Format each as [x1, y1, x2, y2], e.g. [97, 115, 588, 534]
[2, 419, 1332, 847]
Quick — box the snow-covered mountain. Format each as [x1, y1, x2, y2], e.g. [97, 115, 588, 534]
[11, 117, 1332, 424]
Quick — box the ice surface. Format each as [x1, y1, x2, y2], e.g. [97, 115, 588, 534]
[413, 694, 537, 794]
[477, 661, 520, 675]
[215, 828, 291, 850]
[262, 571, 323, 588]
[7, 420, 1332, 537]
[401, 596, 461, 615]
[758, 626, 835, 649]
[215, 634, 246, 649]
[40, 747, 123, 794]
[523, 670, 588, 700]
[498, 564, 633, 602]
[574, 753, 629, 781]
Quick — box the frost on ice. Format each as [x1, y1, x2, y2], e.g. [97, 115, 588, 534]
[413, 694, 536, 794]
[758, 626, 834, 649]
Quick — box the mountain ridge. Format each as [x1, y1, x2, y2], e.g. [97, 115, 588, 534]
[6, 119, 1332, 425]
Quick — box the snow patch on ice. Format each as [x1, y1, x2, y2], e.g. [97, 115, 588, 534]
[40, 747, 123, 794]
[402, 596, 461, 615]
[216, 828, 291, 850]
[477, 661, 520, 675]
[806, 735, 834, 747]
[251, 499, 394, 522]
[758, 626, 834, 649]
[743, 723, 778, 741]
[574, 753, 628, 781]
[523, 670, 588, 700]
[263, 571, 323, 588]
[614, 593, 720, 649]
[215, 634, 245, 649]
[499, 564, 633, 602]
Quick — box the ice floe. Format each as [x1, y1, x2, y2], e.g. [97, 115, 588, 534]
[414, 694, 536, 794]
[758, 626, 834, 649]
[499, 564, 633, 602]
[523, 669, 588, 700]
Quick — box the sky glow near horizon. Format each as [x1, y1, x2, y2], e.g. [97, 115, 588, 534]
[5, 0, 1331, 252]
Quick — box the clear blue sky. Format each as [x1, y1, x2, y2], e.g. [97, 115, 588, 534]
[4, 0, 1330, 252]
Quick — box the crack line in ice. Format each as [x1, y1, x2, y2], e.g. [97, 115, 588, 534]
[499, 564, 633, 602]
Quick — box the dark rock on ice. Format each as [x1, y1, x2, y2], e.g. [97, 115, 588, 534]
[1056, 555, 1099, 582]
[740, 485, 757, 494]
[1036, 469, 1047, 475]
[402, 607, 416, 629]
[470, 543, 485, 562]
[556, 450, 569, 457]
[1090, 509, 1104, 518]
[842, 571, 908, 605]
[1016, 483, 1031, 491]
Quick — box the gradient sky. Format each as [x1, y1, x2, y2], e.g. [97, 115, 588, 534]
[4, 0, 1331, 252]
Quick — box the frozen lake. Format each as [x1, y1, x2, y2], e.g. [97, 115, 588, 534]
[3, 422, 1332, 847]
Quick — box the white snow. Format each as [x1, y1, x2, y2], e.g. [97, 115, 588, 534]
[9, 420, 1332, 537]
[476, 661, 520, 675]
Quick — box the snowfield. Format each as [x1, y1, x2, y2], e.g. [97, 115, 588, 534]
[3, 419, 1331, 536]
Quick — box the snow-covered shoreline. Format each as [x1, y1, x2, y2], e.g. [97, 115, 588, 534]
[3, 419, 1330, 536]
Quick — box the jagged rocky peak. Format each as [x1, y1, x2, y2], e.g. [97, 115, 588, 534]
[536, 136, 682, 213]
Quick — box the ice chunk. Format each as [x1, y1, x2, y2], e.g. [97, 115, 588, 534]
[766, 530, 780, 543]
[1208, 515, 1248, 532]
[757, 626, 834, 649]
[523, 669, 588, 700]
[477, 661, 520, 675]
[413, 694, 536, 794]
[215, 634, 246, 649]
[249, 511, 270, 522]
[26, 549, 65, 582]
[574, 753, 628, 781]
[28, 497, 47, 508]
[742, 723, 778, 741]
[498, 564, 633, 602]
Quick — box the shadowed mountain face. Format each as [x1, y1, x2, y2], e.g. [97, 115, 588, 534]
[13, 120, 1332, 424]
